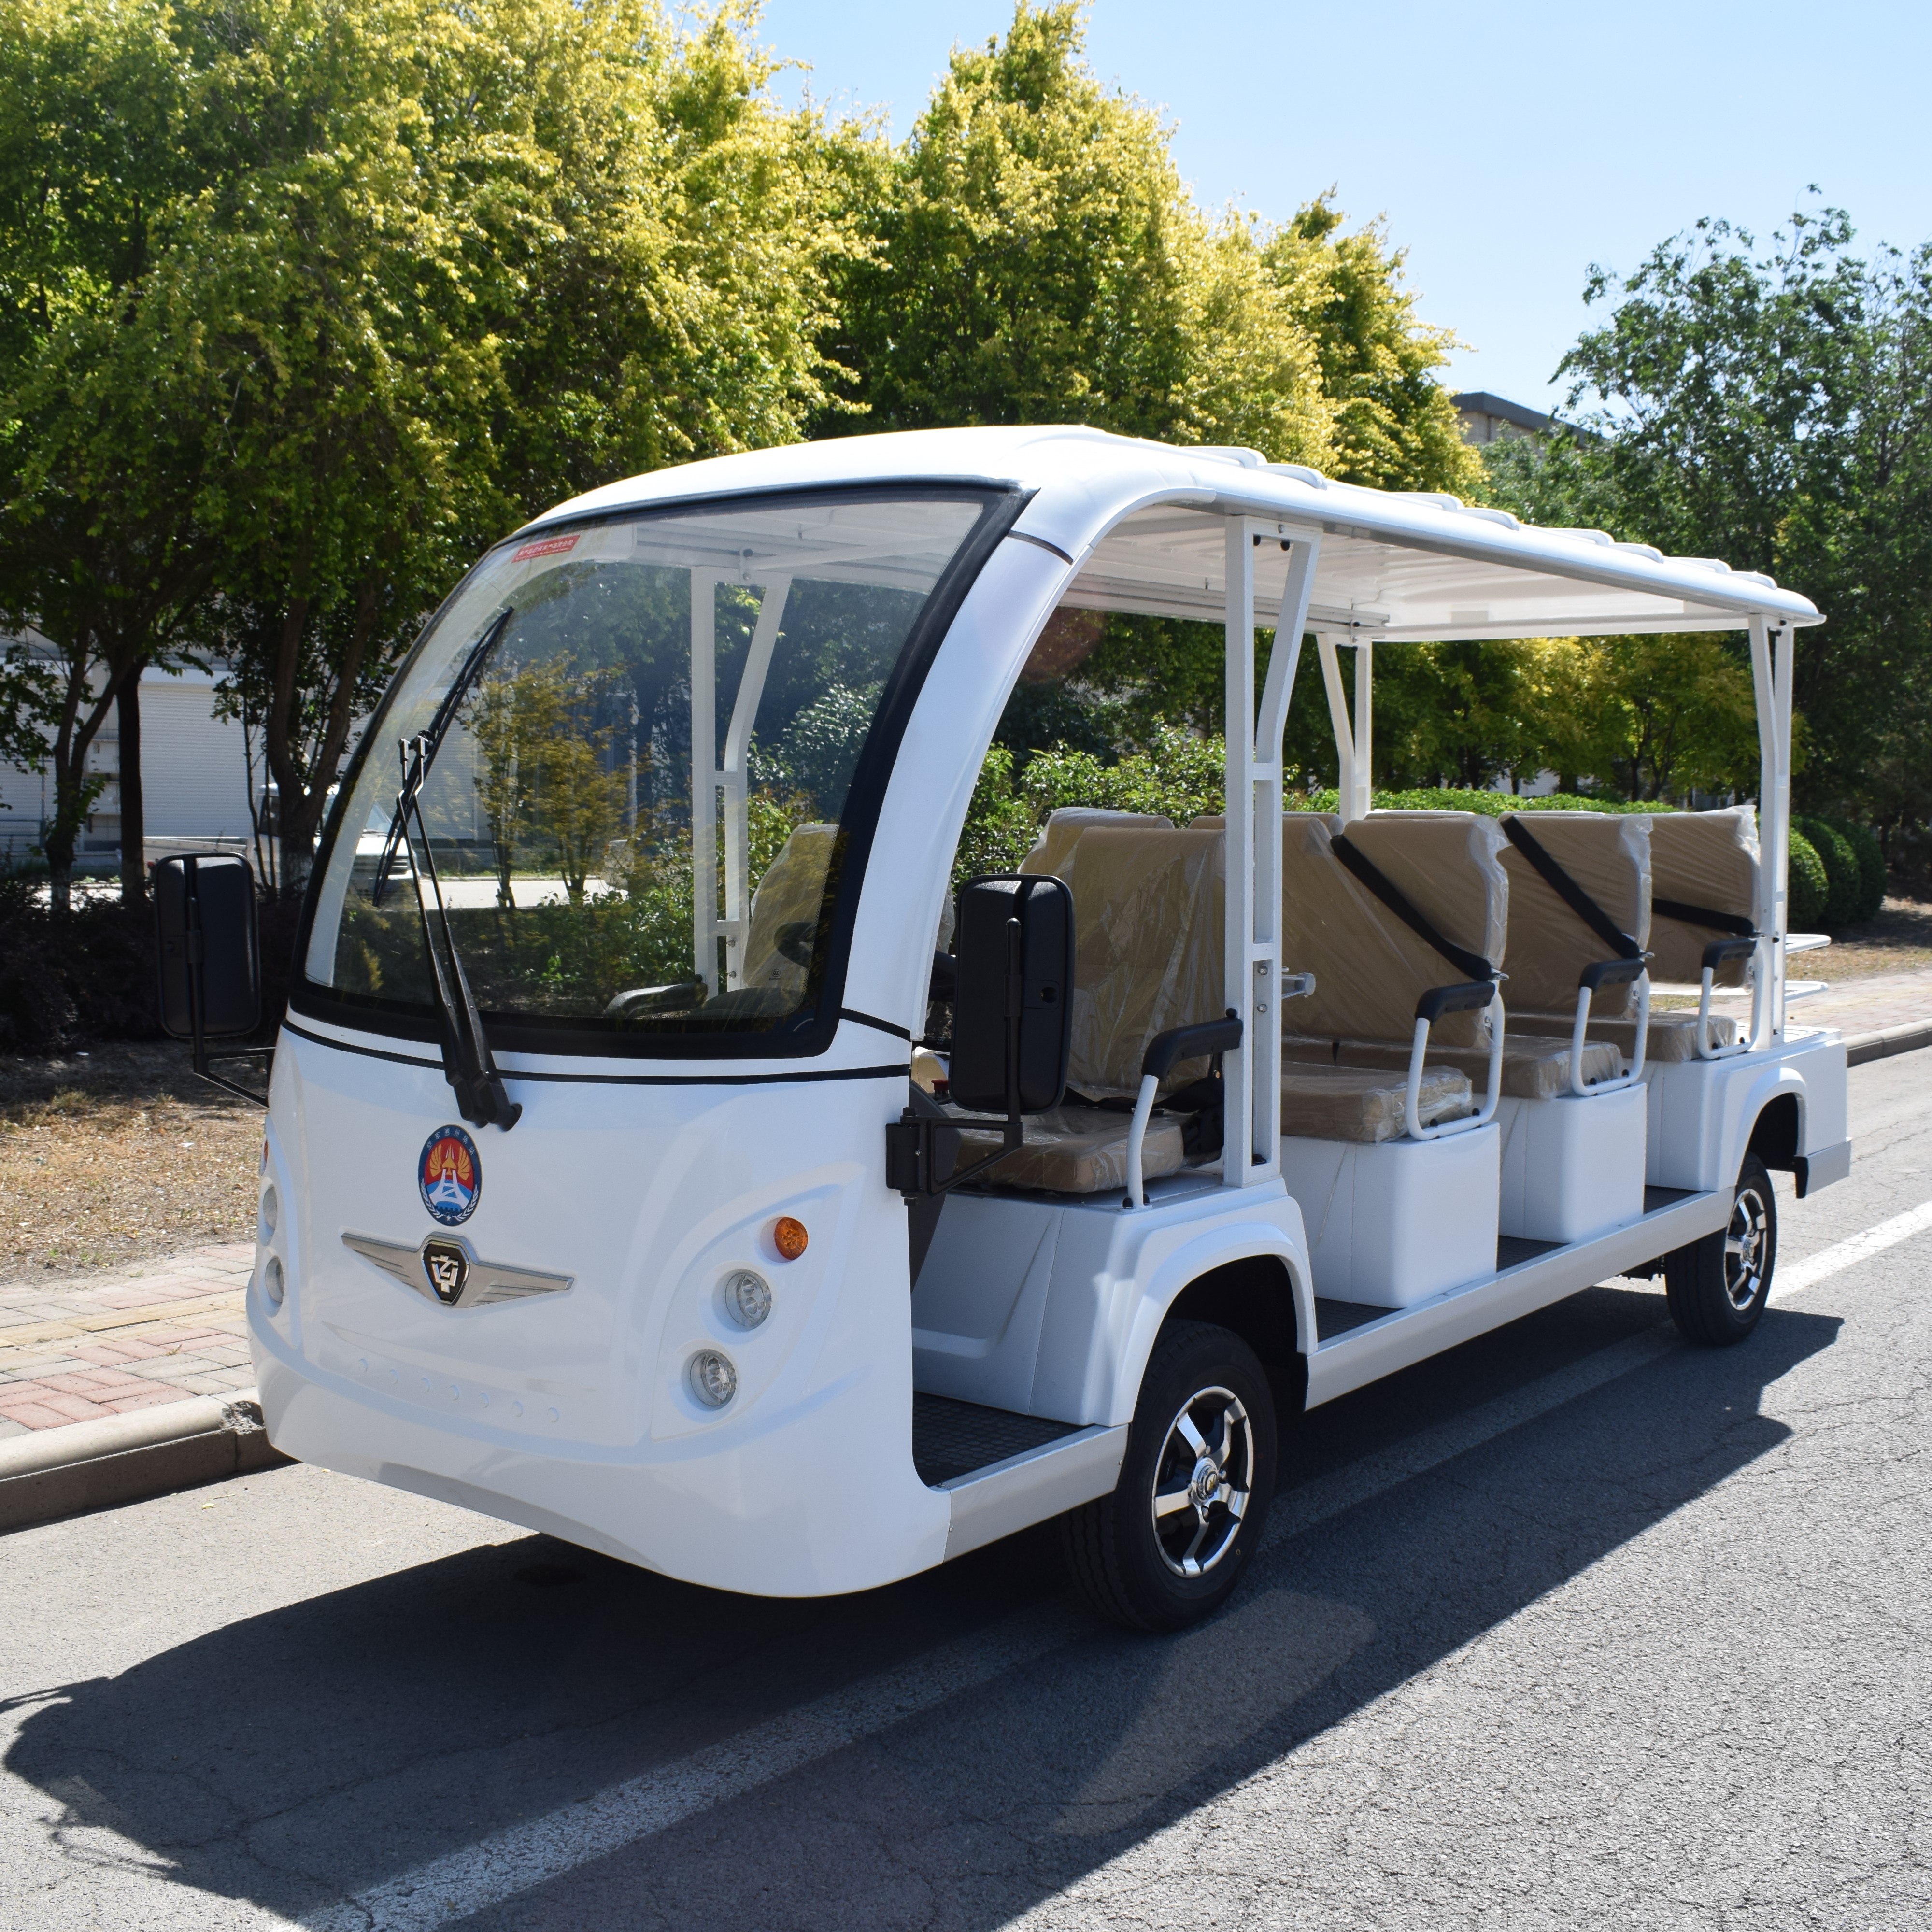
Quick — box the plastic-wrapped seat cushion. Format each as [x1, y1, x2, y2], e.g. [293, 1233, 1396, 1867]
[1647, 807, 1760, 987]
[739, 824, 837, 998]
[1494, 812, 1651, 1018]
[1050, 824, 1227, 1098]
[1279, 811, 1508, 1051]
[1290, 1031, 1624, 1101]
[1510, 1009, 1739, 1063]
[949, 1105, 1185, 1194]
[1018, 808, 1173, 880]
[1280, 1062, 1473, 1144]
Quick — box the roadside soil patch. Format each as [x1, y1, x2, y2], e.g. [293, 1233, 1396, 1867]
[1814, 895, 1932, 978]
[0, 1043, 261, 1284]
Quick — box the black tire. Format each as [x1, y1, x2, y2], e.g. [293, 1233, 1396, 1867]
[1061, 1320, 1277, 1632]
[1665, 1151, 1777, 1345]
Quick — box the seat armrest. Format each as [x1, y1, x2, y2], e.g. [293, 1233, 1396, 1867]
[1140, 1015, 1243, 1083]
[1578, 956, 1648, 994]
[1414, 979, 1496, 1025]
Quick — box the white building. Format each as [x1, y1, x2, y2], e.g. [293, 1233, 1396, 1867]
[0, 661, 259, 871]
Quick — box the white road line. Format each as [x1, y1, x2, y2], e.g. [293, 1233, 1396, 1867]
[1772, 1198, 1932, 1301]
[263, 1205, 1927, 1930]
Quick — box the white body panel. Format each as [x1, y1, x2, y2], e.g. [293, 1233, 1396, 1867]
[1277, 1125, 1501, 1308]
[1643, 1028, 1847, 1191]
[911, 1179, 1315, 1421]
[1496, 1086, 1648, 1244]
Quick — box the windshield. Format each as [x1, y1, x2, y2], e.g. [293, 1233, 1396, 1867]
[301, 491, 995, 1045]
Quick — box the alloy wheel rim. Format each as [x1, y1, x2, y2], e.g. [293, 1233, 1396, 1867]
[1724, 1185, 1770, 1312]
[1150, 1384, 1254, 1577]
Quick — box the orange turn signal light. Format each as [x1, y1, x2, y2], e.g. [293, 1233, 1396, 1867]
[772, 1216, 809, 1261]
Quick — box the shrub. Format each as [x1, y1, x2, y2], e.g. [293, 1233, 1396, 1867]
[1793, 816, 1861, 929]
[1308, 787, 1660, 817]
[1787, 830, 1829, 931]
[0, 871, 301, 1053]
[1821, 816, 1886, 921]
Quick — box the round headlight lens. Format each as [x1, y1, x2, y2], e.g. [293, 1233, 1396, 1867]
[263, 1255, 285, 1309]
[688, 1349, 737, 1408]
[723, 1268, 772, 1329]
[260, 1186, 279, 1239]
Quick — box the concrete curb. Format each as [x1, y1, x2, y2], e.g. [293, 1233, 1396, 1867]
[0, 1389, 289, 1534]
[1845, 1021, 1932, 1067]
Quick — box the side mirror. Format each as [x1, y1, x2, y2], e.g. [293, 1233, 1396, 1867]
[155, 857, 265, 1108]
[948, 874, 1074, 1115]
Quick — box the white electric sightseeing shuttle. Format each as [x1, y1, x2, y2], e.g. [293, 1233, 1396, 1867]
[158, 427, 1849, 1631]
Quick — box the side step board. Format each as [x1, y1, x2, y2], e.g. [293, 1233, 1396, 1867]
[1305, 1184, 1730, 1408]
[939, 1424, 1127, 1561]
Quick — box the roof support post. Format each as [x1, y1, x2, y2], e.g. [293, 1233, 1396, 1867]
[716, 576, 791, 990]
[1748, 612, 1792, 1046]
[1315, 634, 1355, 819]
[690, 570, 720, 988]
[1227, 519, 1321, 1193]
[1351, 636, 1374, 823]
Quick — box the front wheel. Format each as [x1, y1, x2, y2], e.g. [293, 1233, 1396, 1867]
[1665, 1151, 1777, 1346]
[1061, 1320, 1277, 1632]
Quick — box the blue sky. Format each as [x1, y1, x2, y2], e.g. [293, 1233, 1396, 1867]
[758, 0, 1932, 415]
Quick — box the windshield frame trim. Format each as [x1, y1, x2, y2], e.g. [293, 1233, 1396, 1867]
[288, 480, 1027, 1061]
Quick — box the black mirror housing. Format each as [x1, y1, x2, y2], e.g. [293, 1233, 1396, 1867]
[155, 853, 262, 1041]
[948, 874, 1074, 1115]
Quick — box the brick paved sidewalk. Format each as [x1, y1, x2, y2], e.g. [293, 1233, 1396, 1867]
[1794, 966, 1932, 1038]
[0, 1243, 255, 1437]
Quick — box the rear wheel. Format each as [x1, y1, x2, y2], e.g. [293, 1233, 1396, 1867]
[1061, 1320, 1277, 1632]
[1666, 1152, 1777, 1345]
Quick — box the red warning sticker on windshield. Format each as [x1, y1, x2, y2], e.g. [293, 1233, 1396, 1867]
[512, 534, 579, 562]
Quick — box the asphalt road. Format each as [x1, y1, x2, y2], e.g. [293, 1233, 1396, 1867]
[5, 1055, 1930, 1930]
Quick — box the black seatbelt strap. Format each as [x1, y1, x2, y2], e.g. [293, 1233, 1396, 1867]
[1329, 834, 1498, 984]
[1500, 815, 1642, 961]
[1652, 896, 1757, 938]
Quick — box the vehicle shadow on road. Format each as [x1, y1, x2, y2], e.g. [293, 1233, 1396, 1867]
[6, 1290, 1837, 1930]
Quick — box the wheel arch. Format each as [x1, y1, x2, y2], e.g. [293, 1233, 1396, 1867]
[1107, 1224, 1313, 1428]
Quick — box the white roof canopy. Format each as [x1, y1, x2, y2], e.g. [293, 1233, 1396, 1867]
[531, 425, 1823, 641]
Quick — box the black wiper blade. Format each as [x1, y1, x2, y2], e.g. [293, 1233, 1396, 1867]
[372, 606, 514, 906]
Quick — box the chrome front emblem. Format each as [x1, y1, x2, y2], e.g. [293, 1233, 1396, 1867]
[422, 1238, 469, 1305]
[341, 1233, 572, 1311]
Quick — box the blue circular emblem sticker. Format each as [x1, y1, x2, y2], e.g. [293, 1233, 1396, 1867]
[419, 1124, 482, 1226]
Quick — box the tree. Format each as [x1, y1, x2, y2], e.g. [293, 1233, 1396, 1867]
[825, 1, 1332, 465]
[1486, 203, 1932, 829]
[176, 0, 867, 888]
[0, 0, 213, 907]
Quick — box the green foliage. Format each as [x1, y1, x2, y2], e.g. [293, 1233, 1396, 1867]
[953, 724, 1226, 887]
[1483, 202, 1932, 829]
[1787, 830, 1829, 933]
[827, 5, 1476, 496]
[1820, 817, 1887, 921]
[1792, 816, 1862, 931]
[1309, 787, 1658, 817]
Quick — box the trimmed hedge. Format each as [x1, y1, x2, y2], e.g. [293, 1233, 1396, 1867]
[1306, 786, 1656, 817]
[1821, 816, 1886, 921]
[1787, 830, 1829, 932]
[0, 872, 300, 1053]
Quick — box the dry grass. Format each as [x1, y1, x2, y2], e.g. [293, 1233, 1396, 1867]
[0, 1042, 263, 1284]
[1812, 895, 1932, 979]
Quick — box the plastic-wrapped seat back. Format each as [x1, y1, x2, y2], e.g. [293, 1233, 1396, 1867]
[1647, 807, 1759, 986]
[1018, 807, 1173, 880]
[1495, 811, 1652, 1017]
[1280, 811, 1507, 1051]
[740, 824, 837, 997]
[1050, 824, 1224, 1097]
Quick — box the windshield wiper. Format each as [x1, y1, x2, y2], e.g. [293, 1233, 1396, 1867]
[373, 607, 522, 1132]
[373, 607, 514, 907]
